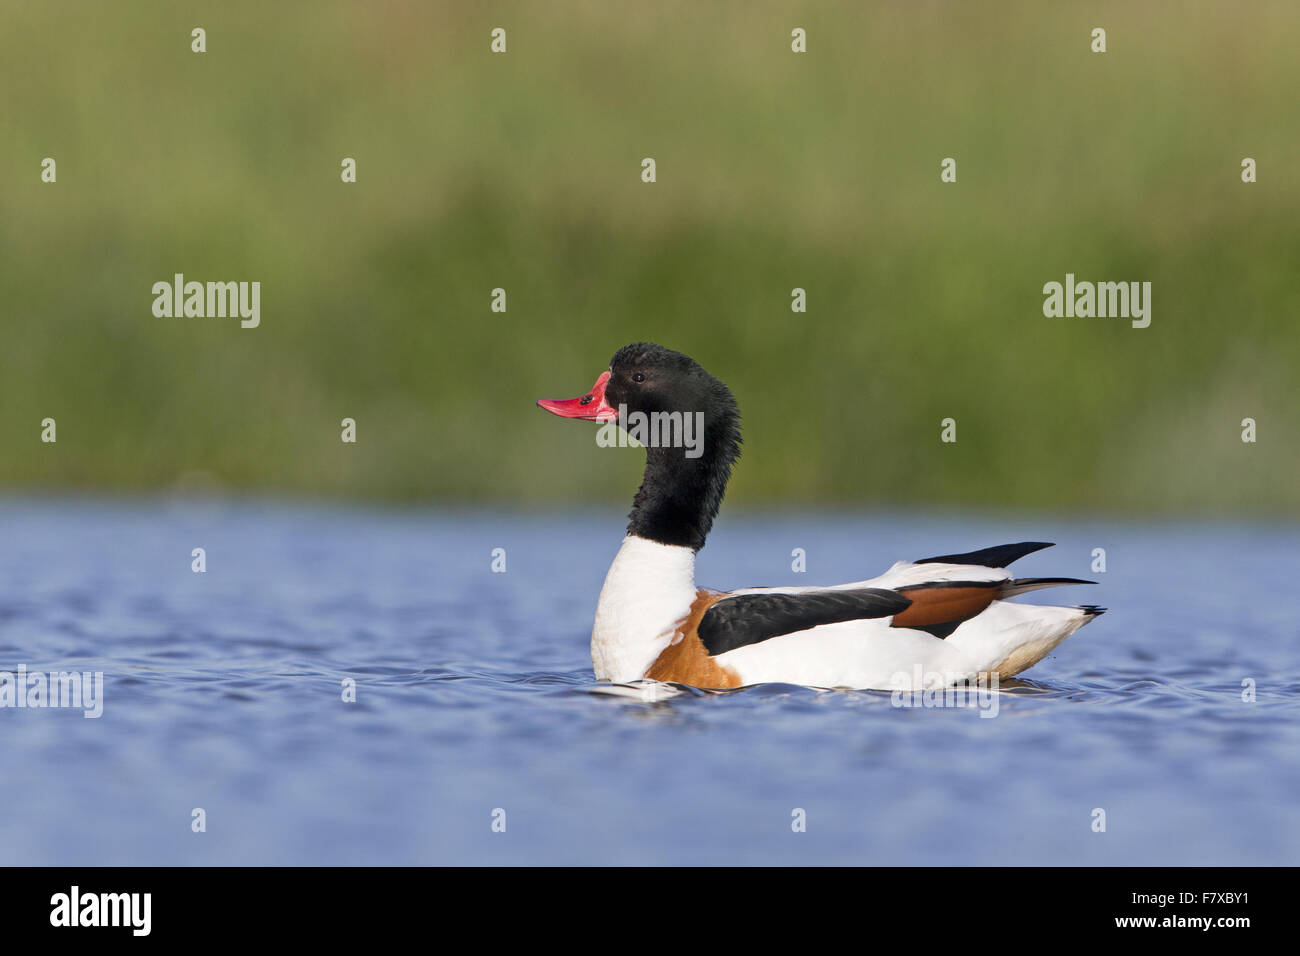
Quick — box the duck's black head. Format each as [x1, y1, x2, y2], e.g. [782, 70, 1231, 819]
[537, 342, 742, 551]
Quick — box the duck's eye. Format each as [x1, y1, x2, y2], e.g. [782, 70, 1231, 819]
[632, 372, 646, 383]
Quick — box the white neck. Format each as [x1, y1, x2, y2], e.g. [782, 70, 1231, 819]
[591, 535, 697, 682]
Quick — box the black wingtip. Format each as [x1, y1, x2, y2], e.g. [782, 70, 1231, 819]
[1014, 576, 1096, 587]
[1080, 605, 1107, 617]
[916, 541, 1054, 569]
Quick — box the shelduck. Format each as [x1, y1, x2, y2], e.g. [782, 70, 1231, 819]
[538, 343, 1104, 691]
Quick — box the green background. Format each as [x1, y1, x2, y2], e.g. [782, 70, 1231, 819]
[2, 1, 1296, 514]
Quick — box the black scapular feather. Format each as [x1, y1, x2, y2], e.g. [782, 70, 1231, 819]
[698, 588, 912, 656]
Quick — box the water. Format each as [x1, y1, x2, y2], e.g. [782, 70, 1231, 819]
[1, 496, 1296, 865]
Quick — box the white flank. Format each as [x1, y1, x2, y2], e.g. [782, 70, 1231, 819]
[716, 599, 1097, 690]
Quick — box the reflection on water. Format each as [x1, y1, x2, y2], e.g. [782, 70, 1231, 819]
[1, 496, 1297, 865]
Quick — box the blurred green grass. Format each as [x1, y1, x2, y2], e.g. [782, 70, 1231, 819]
[1, 1, 1296, 513]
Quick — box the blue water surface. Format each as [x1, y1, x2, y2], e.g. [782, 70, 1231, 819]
[1, 496, 1296, 865]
